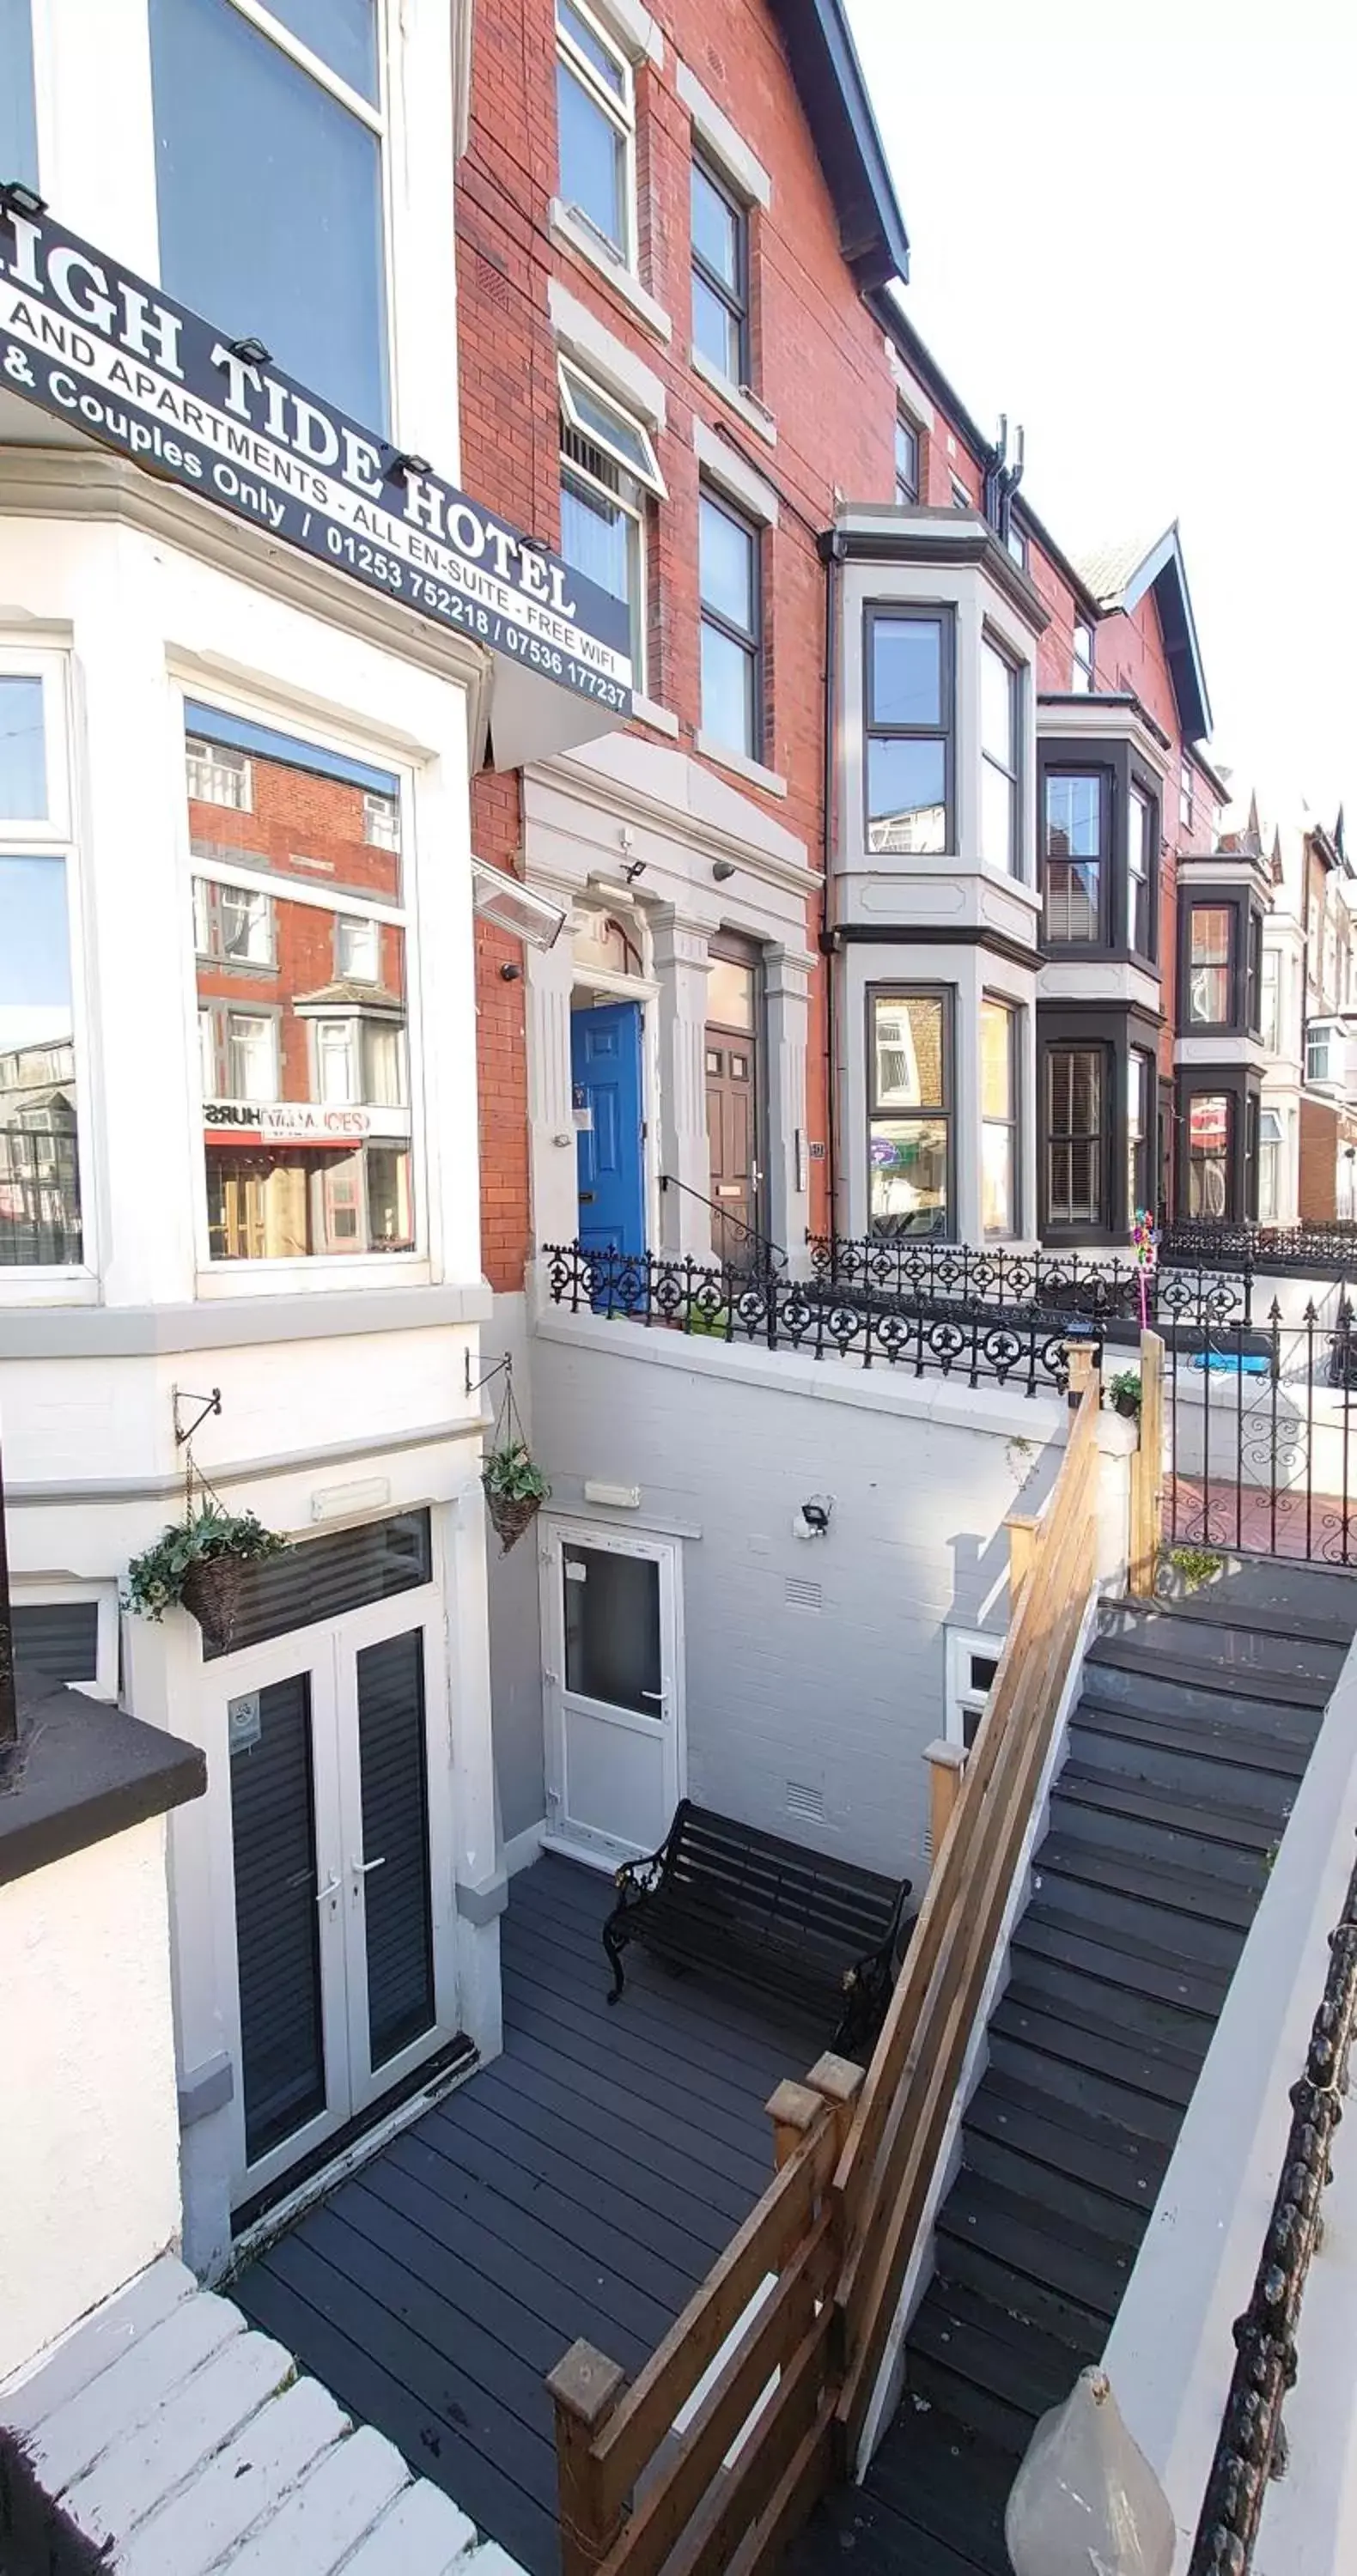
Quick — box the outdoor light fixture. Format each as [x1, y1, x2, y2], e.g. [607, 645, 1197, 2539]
[471, 858, 566, 951]
[499, 962, 522, 982]
[794, 1496, 834, 1540]
[385, 448, 433, 480]
[0, 179, 46, 218]
[224, 334, 272, 367]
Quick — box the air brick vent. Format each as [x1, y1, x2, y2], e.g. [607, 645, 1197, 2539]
[786, 1781, 825, 1825]
[784, 1576, 823, 1612]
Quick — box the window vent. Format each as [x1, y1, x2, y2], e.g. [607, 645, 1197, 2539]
[784, 1576, 823, 1612]
[786, 1781, 825, 1825]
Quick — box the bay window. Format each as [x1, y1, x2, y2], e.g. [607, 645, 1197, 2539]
[1127, 784, 1153, 954]
[556, 0, 635, 265]
[981, 999, 1019, 1237]
[980, 640, 1020, 876]
[865, 608, 952, 857]
[1, 657, 85, 1273]
[1261, 948, 1280, 1054]
[869, 990, 950, 1236]
[1044, 774, 1104, 944]
[1128, 1048, 1153, 1227]
[186, 703, 416, 1264]
[1187, 906, 1232, 1026]
[1047, 1047, 1104, 1228]
[1258, 1107, 1283, 1224]
[149, 0, 388, 428]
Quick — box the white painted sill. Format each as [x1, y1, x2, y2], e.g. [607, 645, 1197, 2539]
[695, 733, 788, 799]
[690, 348, 778, 447]
[549, 202, 673, 343]
[630, 691, 680, 738]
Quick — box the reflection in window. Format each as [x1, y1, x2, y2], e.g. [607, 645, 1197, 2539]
[0, 0, 38, 191]
[187, 735, 253, 811]
[1258, 1106, 1284, 1224]
[869, 991, 949, 1236]
[0, 677, 46, 820]
[557, 0, 634, 261]
[866, 611, 950, 856]
[560, 372, 652, 693]
[894, 415, 920, 503]
[187, 708, 414, 1261]
[700, 490, 761, 759]
[981, 999, 1018, 1236]
[1189, 907, 1232, 1025]
[1044, 773, 1102, 943]
[1128, 1049, 1153, 1227]
[0, 854, 82, 1267]
[1128, 785, 1153, 953]
[1189, 1093, 1230, 1218]
[149, 0, 388, 427]
[1047, 1046, 1103, 1227]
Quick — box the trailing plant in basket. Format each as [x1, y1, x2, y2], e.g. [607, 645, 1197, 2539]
[481, 1440, 551, 1553]
[125, 1507, 289, 1622]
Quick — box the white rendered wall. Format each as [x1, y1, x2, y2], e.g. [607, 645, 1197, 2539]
[0, 1817, 180, 2385]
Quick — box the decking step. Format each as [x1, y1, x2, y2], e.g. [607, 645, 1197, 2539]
[1045, 1788, 1269, 1891]
[1102, 1590, 1356, 1652]
[907, 2293, 1059, 2458]
[1097, 1604, 1347, 1686]
[1013, 1910, 1231, 2018]
[1035, 1827, 1261, 1930]
[931, 2227, 1108, 2358]
[1001, 1960, 1214, 2071]
[965, 2073, 1168, 2214]
[1025, 1874, 1246, 1979]
[988, 2003, 1193, 2123]
[961, 2126, 1148, 2260]
[938, 2173, 1128, 2324]
[1086, 1631, 1331, 1711]
[1070, 1698, 1309, 1807]
[786, 2470, 1007, 2576]
[1057, 1762, 1284, 1854]
[864, 2402, 1016, 2575]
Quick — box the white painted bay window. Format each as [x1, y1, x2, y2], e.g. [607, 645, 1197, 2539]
[980, 638, 1020, 876]
[186, 702, 417, 1264]
[556, 0, 636, 265]
[148, 0, 389, 427]
[865, 609, 952, 857]
[869, 990, 950, 1236]
[0, 653, 88, 1278]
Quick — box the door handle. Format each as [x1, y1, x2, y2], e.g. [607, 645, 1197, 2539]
[315, 1874, 341, 1906]
[351, 1855, 386, 1877]
[639, 1688, 666, 1702]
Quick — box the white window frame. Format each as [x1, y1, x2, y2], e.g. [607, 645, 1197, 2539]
[175, 683, 426, 1288]
[0, 644, 98, 1302]
[1072, 618, 1095, 693]
[558, 356, 666, 495]
[1180, 759, 1195, 833]
[979, 632, 1021, 879]
[560, 422, 648, 698]
[945, 1626, 1002, 1752]
[11, 1580, 120, 1703]
[556, 0, 638, 272]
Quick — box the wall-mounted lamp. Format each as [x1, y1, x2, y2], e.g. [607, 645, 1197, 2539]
[712, 860, 737, 884]
[386, 448, 433, 481]
[499, 961, 522, 981]
[621, 859, 648, 884]
[224, 333, 272, 368]
[0, 179, 47, 218]
[794, 1495, 834, 1540]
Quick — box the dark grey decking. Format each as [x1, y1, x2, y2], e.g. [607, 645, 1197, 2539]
[234, 1852, 821, 2575]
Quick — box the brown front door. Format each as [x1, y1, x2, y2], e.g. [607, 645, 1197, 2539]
[705, 944, 762, 1264]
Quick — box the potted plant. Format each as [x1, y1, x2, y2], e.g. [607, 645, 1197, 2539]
[125, 1506, 289, 1653]
[482, 1438, 551, 1553]
[1108, 1367, 1142, 1421]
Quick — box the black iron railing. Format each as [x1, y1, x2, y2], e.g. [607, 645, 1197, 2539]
[1165, 1299, 1357, 1566]
[806, 1234, 1251, 1329]
[658, 1173, 787, 1274]
[1161, 1221, 1357, 1279]
[1189, 1844, 1357, 2575]
[545, 1242, 1076, 1394]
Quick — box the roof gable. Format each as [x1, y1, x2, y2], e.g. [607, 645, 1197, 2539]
[767, 0, 910, 289]
[1075, 523, 1212, 746]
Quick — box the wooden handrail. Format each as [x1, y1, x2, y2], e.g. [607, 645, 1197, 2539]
[545, 1364, 1104, 2576]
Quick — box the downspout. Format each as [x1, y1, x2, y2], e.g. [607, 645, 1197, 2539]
[818, 527, 848, 1245]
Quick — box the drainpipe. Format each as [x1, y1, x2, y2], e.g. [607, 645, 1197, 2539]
[818, 527, 848, 1246]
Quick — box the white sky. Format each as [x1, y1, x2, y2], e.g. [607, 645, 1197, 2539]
[844, 0, 1357, 829]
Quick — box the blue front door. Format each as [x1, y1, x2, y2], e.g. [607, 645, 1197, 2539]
[571, 1002, 645, 1255]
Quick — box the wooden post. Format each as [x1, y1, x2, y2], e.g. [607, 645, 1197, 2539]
[548, 2338, 629, 2576]
[923, 1739, 966, 1867]
[765, 2077, 824, 2171]
[805, 2051, 864, 2161]
[1129, 1328, 1165, 1599]
[1005, 1510, 1041, 1601]
[1065, 1339, 1098, 1410]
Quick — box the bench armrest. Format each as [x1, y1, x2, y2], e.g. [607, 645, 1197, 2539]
[614, 1850, 665, 1899]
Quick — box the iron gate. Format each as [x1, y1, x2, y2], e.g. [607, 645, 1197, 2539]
[1162, 1290, 1357, 1565]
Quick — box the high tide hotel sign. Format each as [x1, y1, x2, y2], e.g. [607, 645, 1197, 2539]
[0, 198, 634, 718]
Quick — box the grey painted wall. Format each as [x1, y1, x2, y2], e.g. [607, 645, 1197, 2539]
[522, 1318, 1066, 1881]
[484, 1294, 547, 1847]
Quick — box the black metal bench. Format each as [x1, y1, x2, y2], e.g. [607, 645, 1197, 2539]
[602, 1801, 912, 2055]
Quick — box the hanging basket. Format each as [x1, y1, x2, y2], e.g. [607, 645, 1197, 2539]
[484, 1486, 544, 1555]
[180, 1552, 250, 1653]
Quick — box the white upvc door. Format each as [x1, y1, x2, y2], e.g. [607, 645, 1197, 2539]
[218, 1597, 458, 2212]
[541, 1520, 684, 1866]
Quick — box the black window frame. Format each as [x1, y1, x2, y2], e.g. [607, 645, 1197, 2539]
[893, 410, 920, 504]
[698, 483, 764, 763]
[979, 630, 1022, 879]
[1044, 1039, 1109, 1234]
[1043, 762, 1110, 948]
[1126, 775, 1157, 962]
[867, 982, 954, 1242]
[863, 602, 955, 858]
[690, 147, 751, 390]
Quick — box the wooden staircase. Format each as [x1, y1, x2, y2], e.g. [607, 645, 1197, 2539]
[787, 1571, 1354, 2576]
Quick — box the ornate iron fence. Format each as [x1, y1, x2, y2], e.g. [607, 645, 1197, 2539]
[806, 1233, 1251, 1330]
[1160, 1220, 1357, 1279]
[544, 1242, 1075, 1394]
[1165, 1298, 1357, 1565]
[1189, 1844, 1357, 2575]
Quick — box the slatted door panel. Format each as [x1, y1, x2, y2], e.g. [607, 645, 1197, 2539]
[230, 1673, 327, 2166]
[356, 1629, 435, 2071]
[12, 1601, 99, 1683]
